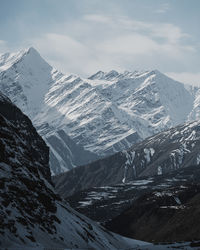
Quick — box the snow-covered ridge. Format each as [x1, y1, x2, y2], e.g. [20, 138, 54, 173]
[120, 120, 200, 181]
[88, 69, 150, 81]
[0, 47, 200, 174]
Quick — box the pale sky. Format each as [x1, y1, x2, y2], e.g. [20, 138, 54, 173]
[0, 0, 200, 85]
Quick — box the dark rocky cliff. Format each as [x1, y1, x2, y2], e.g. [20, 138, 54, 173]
[0, 92, 131, 249]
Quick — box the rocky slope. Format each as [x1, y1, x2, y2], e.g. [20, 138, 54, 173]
[59, 164, 200, 244]
[0, 91, 138, 249]
[105, 181, 200, 243]
[65, 165, 200, 224]
[53, 120, 200, 197]
[1, 47, 200, 174]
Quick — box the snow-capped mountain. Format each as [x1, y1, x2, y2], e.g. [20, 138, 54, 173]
[53, 119, 200, 197]
[0, 48, 98, 174]
[0, 47, 200, 174]
[0, 91, 137, 249]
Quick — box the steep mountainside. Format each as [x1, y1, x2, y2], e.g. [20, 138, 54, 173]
[53, 120, 200, 197]
[88, 70, 194, 139]
[0, 92, 137, 249]
[0, 48, 98, 174]
[1, 47, 200, 174]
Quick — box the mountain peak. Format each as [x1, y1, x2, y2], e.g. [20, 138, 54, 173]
[24, 46, 44, 58]
[27, 46, 37, 52]
[88, 70, 120, 80]
[0, 47, 51, 72]
[149, 69, 162, 76]
[105, 70, 119, 79]
[88, 70, 105, 80]
[0, 47, 53, 118]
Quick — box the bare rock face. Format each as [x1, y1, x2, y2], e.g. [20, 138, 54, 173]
[0, 91, 51, 182]
[0, 92, 132, 249]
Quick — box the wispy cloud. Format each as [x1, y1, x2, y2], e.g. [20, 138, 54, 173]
[155, 3, 170, 14]
[39, 15, 194, 74]
[83, 14, 111, 23]
[3, 13, 195, 78]
[32, 33, 100, 76]
[0, 40, 9, 54]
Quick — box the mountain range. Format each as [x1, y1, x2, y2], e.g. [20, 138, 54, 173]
[1, 47, 200, 248]
[1, 47, 200, 174]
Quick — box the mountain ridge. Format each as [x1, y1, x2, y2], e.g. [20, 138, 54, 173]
[0, 47, 200, 174]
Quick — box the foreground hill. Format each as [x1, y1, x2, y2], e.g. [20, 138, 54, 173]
[1, 47, 200, 174]
[0, 91, 136, 249]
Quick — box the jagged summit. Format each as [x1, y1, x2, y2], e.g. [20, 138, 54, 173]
[88, 70, 105, 80]
[88, 70, 122, 80]
[104, 70, 119, 79]
[88, 69, 161, 81]
[0, 46, 52, 73]
[26, 46, 39, 54]
[0, 46, 55, 118]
